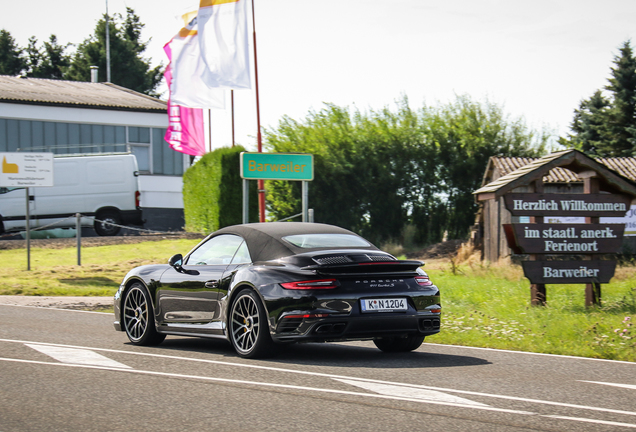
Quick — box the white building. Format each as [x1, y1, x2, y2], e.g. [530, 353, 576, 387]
[0, 75, 188, 231]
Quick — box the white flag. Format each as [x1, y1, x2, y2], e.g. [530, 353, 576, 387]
[197, 0, 251, 89]
[167, 8, 226, 109]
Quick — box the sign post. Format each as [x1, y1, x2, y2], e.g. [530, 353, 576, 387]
[240, 152, 314, 223]
[0, 152, 54, 270]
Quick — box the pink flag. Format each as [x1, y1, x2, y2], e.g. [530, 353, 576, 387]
[164, 44, 206, 156]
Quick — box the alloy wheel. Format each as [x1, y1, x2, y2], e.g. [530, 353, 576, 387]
[230, 292, 261, 354]
[124, 286, 148, 342]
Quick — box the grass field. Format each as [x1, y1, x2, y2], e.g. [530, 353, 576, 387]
[423, 257, 636, 362]
[0, 239, 633, 361]
[0, 239, 202, 297]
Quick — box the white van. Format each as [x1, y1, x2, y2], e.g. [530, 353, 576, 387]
[0, 154, 143, 236]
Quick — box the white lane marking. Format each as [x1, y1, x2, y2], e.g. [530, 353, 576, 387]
[424, 342, 636, 366]
[1, 338, 635, 418]
[26, 344, 131, 369]
[544, 415, 636, 429]
[0, 356, 534, 416]
[581, 381, 636, 390]
[333, 378, 488, 407]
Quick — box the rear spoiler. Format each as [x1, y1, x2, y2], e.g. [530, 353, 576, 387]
[302, 259, 424, 274]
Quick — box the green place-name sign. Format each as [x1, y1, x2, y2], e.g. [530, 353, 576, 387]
[240, 152, 314, 181]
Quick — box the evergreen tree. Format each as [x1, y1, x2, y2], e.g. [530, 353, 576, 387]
[568, 90, 610, 156]
[565, 40, 636, 157]
[65, 8, 162, 95]
[0, 29, 26, 75]
[600, 40, 636, 156]
[25, 35, 70, 79]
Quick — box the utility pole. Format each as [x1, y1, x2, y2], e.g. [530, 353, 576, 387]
[105, 0, 111, 82]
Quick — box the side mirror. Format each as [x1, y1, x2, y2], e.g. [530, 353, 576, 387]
[168, 254, 183, 269]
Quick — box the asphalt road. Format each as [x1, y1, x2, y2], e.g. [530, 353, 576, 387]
[1, 304, 635, 432]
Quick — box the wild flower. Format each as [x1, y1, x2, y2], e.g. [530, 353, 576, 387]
[613, 317, 632, 340]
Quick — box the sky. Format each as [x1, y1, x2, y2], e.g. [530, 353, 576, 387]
[2, 0, 636, 151]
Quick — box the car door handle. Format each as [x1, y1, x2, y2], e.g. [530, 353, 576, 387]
[205, 280, 219, 288]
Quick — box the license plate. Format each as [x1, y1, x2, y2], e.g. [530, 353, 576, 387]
[361, 298, 407, 313]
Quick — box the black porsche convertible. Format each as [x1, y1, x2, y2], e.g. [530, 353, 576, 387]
[113, 222, 441, 358]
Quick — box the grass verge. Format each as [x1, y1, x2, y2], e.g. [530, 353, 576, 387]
[0, 239, 201, 296]
[423, 258, 636, 362]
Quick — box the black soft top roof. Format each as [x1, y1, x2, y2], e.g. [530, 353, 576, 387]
[212, 222, 379, 262]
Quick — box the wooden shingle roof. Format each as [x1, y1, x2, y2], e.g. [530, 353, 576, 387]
[474, 149, 636, 198]
[0, 75, 167, 112]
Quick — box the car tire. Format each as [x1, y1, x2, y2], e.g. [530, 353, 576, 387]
[373, 335, 425, 352]
[122, 283, 165, 346]
[229, 289, 274, 359]
[94, 210, 122, 236]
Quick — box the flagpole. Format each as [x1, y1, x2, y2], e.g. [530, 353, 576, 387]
[105, 0, 111, 82]
[251, 0, 266, 223]
[231, 90, 235, 147]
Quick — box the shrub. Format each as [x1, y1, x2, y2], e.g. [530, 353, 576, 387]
[183, 146, 258, 233]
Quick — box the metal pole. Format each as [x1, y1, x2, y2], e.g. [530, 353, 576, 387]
[25, 187, 30, 271]
[208, 109, 212, 153]
[302, 181, 308, 222]
[242, 179, 249, 224]
[251, 0, 266, 222]
[231, 90, 235, 147]
[76, 213, 82, 266]
[105, 0, 111, 82]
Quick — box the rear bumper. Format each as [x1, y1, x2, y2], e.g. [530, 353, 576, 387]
[272, 312, 441, 343]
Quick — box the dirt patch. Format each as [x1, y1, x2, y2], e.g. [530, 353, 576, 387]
[407, 239, 465, 260]
[0, 232, 205, 250]
[0, 295, 113, 311]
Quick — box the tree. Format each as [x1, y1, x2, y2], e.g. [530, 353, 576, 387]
[0, 29, 26, 75]
[25, 35, 70, 79]
[566, 90, 610, 156]
[422, 96, 547, 240]
[565, 40, 636, 157]
[65, 8, 162, 95]
[601, 41, 636, 156]
[264, 97, 547, 246]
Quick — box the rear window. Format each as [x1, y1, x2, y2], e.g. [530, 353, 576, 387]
[283, 233, 371, 249]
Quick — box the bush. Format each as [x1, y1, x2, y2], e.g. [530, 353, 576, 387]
[183, 146, 258, 233]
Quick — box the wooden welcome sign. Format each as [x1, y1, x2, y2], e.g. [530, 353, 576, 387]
[473, 149, 636, 306]
[503, 194, 628, 285]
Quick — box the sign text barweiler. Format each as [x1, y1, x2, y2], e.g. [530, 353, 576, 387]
[240, 152, 314, 181]
[504, 193, 631, 217]
[522, 261, 617, 284]
[503, 223, 625, 254]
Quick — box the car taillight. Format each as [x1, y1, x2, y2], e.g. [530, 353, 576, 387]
[135, 191, 141, 208]
[283, 313, 330, 319]
[281, 279, 339, 290]
[415, 275, 433, 286]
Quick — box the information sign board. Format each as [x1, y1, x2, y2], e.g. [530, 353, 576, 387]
[240, 152, 313, 181]
[0, 152, 54, 187]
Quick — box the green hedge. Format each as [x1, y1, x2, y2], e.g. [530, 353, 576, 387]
[183, 146, 258, 233]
